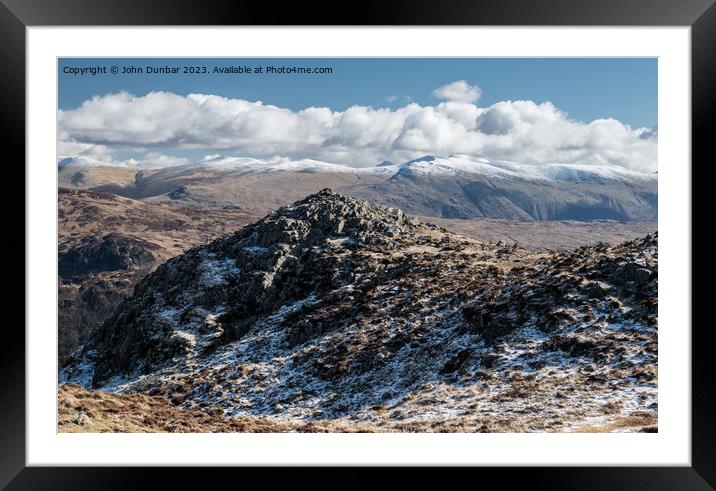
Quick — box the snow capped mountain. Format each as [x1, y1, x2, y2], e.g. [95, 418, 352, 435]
[187, 155, 399, 176]
[395, 154, 518, 179]
[193, 153, 656, 183]
[59, 154, 657, 221]
[393, 155, 656, 183]
[352, 155, 657, 221]
[60, 152, 656, 183]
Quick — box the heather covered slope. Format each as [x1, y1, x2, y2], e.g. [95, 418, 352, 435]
[61, 190, 658, 432]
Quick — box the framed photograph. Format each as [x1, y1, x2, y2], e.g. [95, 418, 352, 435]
[4, 0, 714, 487]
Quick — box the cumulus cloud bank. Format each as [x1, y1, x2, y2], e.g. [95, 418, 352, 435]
[57, 82, 657, 172]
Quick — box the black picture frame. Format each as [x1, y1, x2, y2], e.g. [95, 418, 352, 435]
[2, 0, 714, 488]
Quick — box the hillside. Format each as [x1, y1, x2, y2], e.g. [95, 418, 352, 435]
[353, 156, 657, 221]
[59, 157, 390, 211]
[61, 190, 658, 432]
[58, 188, 261, 362]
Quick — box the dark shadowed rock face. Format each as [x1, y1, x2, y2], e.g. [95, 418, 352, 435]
[58, 233, 159, 277]
[58, 274, 143, 366]
[61, 190, 657, 432]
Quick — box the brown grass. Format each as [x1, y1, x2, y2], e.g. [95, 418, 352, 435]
[58, 384, 378, 433]
[59, 384, 657, 433]
[570, 413, 657, 433]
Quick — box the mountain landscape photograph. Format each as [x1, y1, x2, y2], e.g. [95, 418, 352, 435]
[57, 58, 658, 433]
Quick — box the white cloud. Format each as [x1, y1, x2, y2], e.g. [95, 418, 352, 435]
[57, 139, 189, 170]
[138, 152, 189, 169]
[57, 84, 658, 172]
[385, 95, 412, 105]
[432, 80, 481, 103]
[57, 141, 114, 163]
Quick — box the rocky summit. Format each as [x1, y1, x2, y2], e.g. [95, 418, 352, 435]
[61, 189, 658, 432]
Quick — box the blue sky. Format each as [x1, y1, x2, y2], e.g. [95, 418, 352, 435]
[59, 58, 656, 128]
[57, 58, 658, 171]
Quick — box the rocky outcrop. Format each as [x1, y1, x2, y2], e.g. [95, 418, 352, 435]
[61, 190, 658, 432]
[460, 233, 658, 343]
[65, 190, 434, 383]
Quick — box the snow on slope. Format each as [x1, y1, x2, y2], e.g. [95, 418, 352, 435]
[396, 155, 520, 179]
[196, 155, 399, 176]
[199, 154, 656, 183]
[394, 155, 657, 182]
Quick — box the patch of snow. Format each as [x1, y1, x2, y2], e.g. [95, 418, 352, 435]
[326, 237, 356, 247]
[244, 246, 268, 254]
[199, 257, 240, 287]
[58, 355, 96, 387]
[190, 155, 402, 177]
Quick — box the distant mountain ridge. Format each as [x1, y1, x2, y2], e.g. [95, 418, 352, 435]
[356, 155, 656, 221]
[59, 154, 657, 221]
